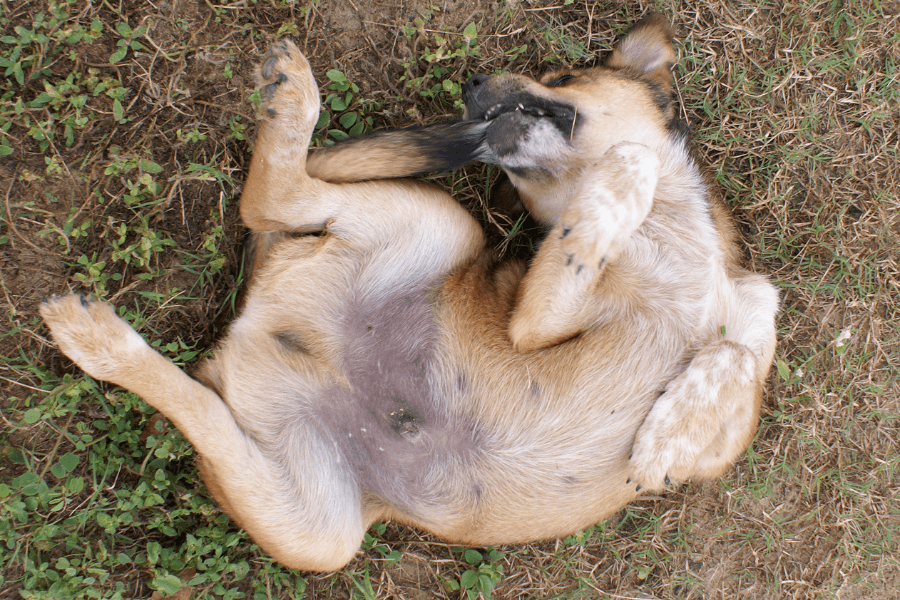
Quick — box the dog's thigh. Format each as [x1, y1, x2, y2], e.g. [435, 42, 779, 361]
[508, 143, 659, 352]
[40, 295, 366, 571]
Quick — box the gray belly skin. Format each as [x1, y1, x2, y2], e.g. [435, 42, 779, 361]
[310, 287, 483, 525]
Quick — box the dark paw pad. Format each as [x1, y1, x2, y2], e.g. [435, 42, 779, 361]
[260, 73, 287, 103]
[261, 56, 278, 80]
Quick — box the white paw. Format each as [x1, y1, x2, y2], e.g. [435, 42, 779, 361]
[40, 295, 149, 384]
[257, 39, 320, 128]
[628, 341, 757, 492]
[557, 143, 659, 275]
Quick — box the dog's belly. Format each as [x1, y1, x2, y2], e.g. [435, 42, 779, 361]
[222, 248, 694, 539]
[308, 285, 486, 525]
[311, 282, 683, 540]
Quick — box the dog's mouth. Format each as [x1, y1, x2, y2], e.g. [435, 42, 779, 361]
[479, 101, 560, 122]
[466, 95, 576, 127]
[464, 92, 579, 169]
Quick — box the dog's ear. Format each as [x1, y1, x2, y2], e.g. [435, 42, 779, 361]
[607, 13, 676, 92]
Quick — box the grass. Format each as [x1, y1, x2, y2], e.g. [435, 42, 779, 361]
[1, 0, 899, 599]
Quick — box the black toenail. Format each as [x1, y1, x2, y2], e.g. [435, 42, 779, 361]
[560, 227, 571, 238]
[566, 254, 574, 266]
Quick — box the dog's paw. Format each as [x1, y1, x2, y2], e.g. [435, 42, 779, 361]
[257, 39, 320, 129]
[627, 341, 758, 492]
[556, 143, 659, 275]
[627, 387, 696, 492]
[40, 295, 150, 385]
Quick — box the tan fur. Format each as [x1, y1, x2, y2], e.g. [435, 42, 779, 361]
[40, 17, 778, 572]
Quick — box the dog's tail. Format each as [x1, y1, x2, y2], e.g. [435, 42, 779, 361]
[305, 120, 487, 183]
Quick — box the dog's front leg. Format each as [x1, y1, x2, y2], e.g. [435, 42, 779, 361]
[508, 143, 660, 352]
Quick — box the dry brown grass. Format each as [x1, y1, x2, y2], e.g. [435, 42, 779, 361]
[1, 1, 899, 599]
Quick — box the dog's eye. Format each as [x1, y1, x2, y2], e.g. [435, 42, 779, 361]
[545, 74, 577, 88]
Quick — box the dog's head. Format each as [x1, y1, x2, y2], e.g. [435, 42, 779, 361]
[305, 14, 684, 224]
[463, 13, 683, 222]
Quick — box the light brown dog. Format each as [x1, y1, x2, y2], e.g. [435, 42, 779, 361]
[40, 14, 778, 572]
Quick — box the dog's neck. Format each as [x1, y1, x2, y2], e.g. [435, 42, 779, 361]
[654, 138, 708, 207]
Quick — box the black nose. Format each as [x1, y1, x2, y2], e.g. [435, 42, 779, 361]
[463, 74, 490, 97]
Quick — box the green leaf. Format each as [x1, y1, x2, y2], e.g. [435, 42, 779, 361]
[109, 48, 127, 64]
[776, 359, 791, 382]
[330, 96, 348, 111]
[112, 98, 124, 121]
[151, 574, 183, 595]
[339, 112, 358, 129]
[349, 121, 366, 136]
[12, 472, 39, 488]
[59, 452, 79, 473]
[146, 541, 161, 564]
[326, 69, 348, 84]
[23, 407, 42, 424]
[463, 22, 478, 41]
[464, 549, 483, 564]
[459, 569, 478, 589]
[116, 21, 134, 38]
[66, 476, 85, 494]
[66, 29, 85, 44]
[140, 159, 164, 173]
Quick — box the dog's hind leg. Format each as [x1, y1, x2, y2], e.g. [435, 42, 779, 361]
[240, 41, 483, 271]
[627, 273, 779, 491]
[39, 295, 366, 571]
[238, 39, 338, 233]
[508, 143, 660, 352]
